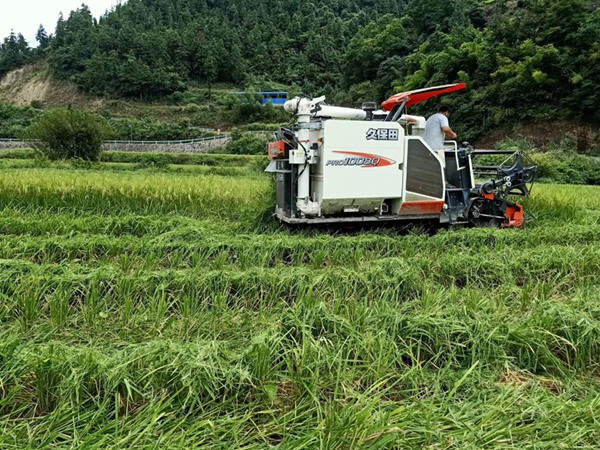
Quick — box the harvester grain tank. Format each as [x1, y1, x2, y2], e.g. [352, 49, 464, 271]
[266, 84, 537, 228]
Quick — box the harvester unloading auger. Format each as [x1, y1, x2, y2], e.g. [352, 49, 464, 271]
[266, 83, 537, 228]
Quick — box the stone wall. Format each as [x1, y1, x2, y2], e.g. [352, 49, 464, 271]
[101, 138, 229, 153]
[0, 140, 28, 150]
[0, 138, 230, 153]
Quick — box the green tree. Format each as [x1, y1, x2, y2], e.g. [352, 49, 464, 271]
[225, 128, 268, 155]
[25, 108, 110, 161]
[49, 7, 98, 78]
[344, 15, 414, 87]
[35, 25, 50, 50]
[0, 32, 33, 77]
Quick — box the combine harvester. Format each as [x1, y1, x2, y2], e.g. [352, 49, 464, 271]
[266, 83, 537, 228]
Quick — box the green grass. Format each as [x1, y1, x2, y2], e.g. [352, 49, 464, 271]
[0, 160, 599, 448]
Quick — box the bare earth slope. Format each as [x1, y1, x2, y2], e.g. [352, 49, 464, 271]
[0, 64, 103, 109]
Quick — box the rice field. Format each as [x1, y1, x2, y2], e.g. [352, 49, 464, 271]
[1, 158, 599, 448]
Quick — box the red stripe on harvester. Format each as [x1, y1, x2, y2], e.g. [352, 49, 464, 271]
[400, 201, 445, 215]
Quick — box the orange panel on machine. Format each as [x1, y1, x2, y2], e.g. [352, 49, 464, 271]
[268, 141, 286, 159]
[400, 200, 445, 215]
[503, 204, 525, 227]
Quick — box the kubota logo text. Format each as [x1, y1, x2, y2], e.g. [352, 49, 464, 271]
[326, 151, 396, 168]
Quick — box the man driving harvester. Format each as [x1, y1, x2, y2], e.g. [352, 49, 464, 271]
[423, 105, 457, 160]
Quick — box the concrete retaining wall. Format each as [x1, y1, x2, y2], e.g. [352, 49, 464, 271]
[102, 138, 229, 153]
[0, 141, 28, 150]
[0, 138, 230, 153]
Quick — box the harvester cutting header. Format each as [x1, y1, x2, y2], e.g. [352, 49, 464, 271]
[266, 84, 537, 228]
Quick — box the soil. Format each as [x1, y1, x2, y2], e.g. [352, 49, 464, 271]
[0, 64, 104, 109]
[475, 119, 600, 152]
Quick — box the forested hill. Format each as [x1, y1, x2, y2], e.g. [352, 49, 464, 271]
[1, 0, 599, 139]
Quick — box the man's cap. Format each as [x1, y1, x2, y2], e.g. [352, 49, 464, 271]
[437, 105, 450, 113]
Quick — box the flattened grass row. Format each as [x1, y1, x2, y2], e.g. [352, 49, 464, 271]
[2, 288, 600, 447]
[2, 335, 599, 448]
[1, 260, 599, 366]
[0, 240, 599, 301]
[0, 162, 599, 448]
[1, 225, 599, 272]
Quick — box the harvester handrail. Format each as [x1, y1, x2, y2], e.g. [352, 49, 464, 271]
[444, 140, 465, 172]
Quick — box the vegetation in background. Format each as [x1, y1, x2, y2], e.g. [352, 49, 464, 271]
[24, 108, 110, 161]
[0, 104, 219, 140]
[0, 90, 289, 140]
[1, 1, 599, 144]
[221, 93, 289, 125]
[0, 32, 35, 77]
[107, 116, 213, 141]
[0, 104, 41, 138]
[0, 25, 50, 77]
[225, 129, 270, 155]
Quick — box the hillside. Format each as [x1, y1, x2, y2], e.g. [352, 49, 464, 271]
[0, 0, 599, 144]
[0, 65, 287, 135]
[0, 64, 100, 108]
[2, 63, 599, 151]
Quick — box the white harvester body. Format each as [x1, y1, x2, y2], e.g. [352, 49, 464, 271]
[267, 84, 536, 227]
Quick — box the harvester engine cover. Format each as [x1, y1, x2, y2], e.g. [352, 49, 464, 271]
[266, 84, 537, 228]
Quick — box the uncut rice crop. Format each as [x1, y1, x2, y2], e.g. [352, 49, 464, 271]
[0, 161, 599, 448]
[0, 168, 274, 226]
